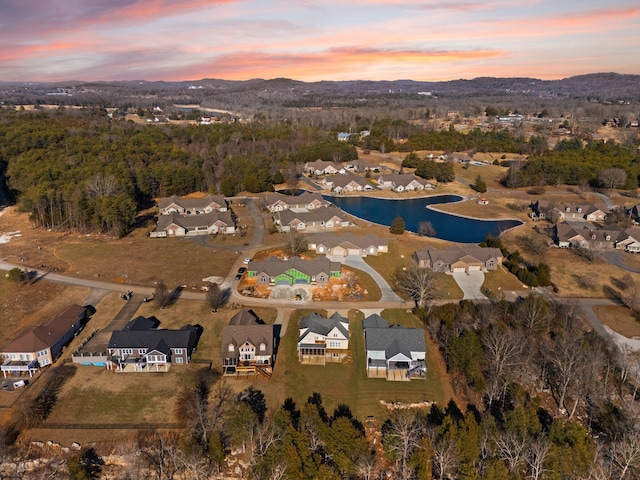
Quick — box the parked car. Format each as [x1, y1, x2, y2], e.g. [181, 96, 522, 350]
[243, 258, 251, 264]
[235, 273, 243, 281]
[237, 267, 246, 274]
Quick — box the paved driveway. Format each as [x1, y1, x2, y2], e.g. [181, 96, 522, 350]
[451, 270, 486, 300]
[327, 255, 403, 302]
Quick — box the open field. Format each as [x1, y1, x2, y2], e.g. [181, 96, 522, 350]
[594, 305, 640, 338]
[0, 206, 239, 289]
[501, 223, 633, 298]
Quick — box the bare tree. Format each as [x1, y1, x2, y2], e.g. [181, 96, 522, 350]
[495, 431, 527, 476]
[393, 264, 438, 310]
[543, 333, 588, 415]
[86, 173, 120, 199]
[600, 168, 627, 196]
[578, 178, 591, 199]
[428, 428, 459, 480]
[283, 162, 300, 194]
[383, 411, 422, 480]
[483, 326, 523, 404]
[608, 430, 640, 480]
[206, 283, 227, 313]
[154, 281, 170, 309]
[514, 294, 550, 334]
[286, 231, 307, 257]
[578, 241, 604, 262]
[418, 221, 436, 237]
[525, 435, 551, 480]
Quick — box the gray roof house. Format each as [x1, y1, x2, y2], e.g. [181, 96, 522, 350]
[154, 210, 236, 237]
[247, 256, 341, 286]
[322, 174, 373, 193]
[307, 233, 388, 257]
[221, 309, 274, 378]
[264, 192, 329, 213]
[158, 194, 227, 215]
[275, 207, 352, 232]
[298, 312, 349, 365]
[376, 173, 433, 192]
[107, 316, 200, 372]
[413, 245, 503, 272]
[363, 315, 426, 381]
[304, 160, 344, 176]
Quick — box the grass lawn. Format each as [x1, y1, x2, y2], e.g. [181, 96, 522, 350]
[482, 267, 528, 297]
[594, 305, 640, 338]
[262, 309, 453, 421]
[365, 241, 463, 300]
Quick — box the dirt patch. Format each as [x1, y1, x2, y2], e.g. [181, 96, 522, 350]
[594, 305, 640, 338]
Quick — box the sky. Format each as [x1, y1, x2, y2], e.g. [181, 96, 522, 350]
[0, 0, 639, 83]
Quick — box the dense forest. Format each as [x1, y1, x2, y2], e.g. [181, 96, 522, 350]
[1, 108, 639, 238]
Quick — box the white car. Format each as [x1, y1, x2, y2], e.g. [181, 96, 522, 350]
[243, 258, 251, 264]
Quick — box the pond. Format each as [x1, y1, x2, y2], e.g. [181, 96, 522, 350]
[324, 195, 522, 243]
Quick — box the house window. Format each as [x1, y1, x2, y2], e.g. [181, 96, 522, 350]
[228, 344, 235, 352]
[333, 333, 338, 337]
[319, 275, 326, 282]
[138, 348, 147, 355]
[175, 357, 184, 364]
[122, 349, 133, 355]
[174, 348, 183, 354]
[260, 343, 266, 351]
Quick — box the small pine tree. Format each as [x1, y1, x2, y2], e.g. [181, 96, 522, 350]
[390, 216, 405, 234]
[473, 175, 487, 193]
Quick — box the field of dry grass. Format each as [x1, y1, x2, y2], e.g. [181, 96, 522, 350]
[594, 305, 640, 338]
[0, 206, 238, 289]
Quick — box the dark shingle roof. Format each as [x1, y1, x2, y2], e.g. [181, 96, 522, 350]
[364, 327, 426, 359]
[1, 304, 87, 354]
[299, 312, 349, 341]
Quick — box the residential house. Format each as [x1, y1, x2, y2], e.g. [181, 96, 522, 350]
[307, 233, 388, 257]
[304, 160, 343, 176]
[158, 194, 227, 215]
[275, 208, 352, 232]
[2, 305, 89, 377]
[247, 256, 341, 286]
[363, 314, 426, 381]
[107, 316, 200, 372]
[322, 174, 373, 193]
[615, 228, 640, 253]
[264, 192, 329, 213]
[413, 245, 503, 273]
[337, 132, 351, 142]
[221, 309, 274, 378]
[376, 173, 433, 192]
[531, 201, 608, 222]
[298, 312, 349, 365]
[154, 210, 236, 237]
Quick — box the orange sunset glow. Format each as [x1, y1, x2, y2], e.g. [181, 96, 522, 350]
[0, 0, 638, 81]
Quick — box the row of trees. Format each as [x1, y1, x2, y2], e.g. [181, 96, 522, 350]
[503, 139, 640, 190]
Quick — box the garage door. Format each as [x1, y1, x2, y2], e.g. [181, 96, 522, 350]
[347, 249, 361, 256]
[468, 265, 481, 271]
[276, 279, 291, 286]
[452, 267, 466, 273]
[295, 278, 309, 284]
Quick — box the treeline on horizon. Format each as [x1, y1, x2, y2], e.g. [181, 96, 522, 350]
[1, 108, 639, 236]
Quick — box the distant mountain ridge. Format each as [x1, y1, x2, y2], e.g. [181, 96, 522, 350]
[2, 72, 638, 98]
